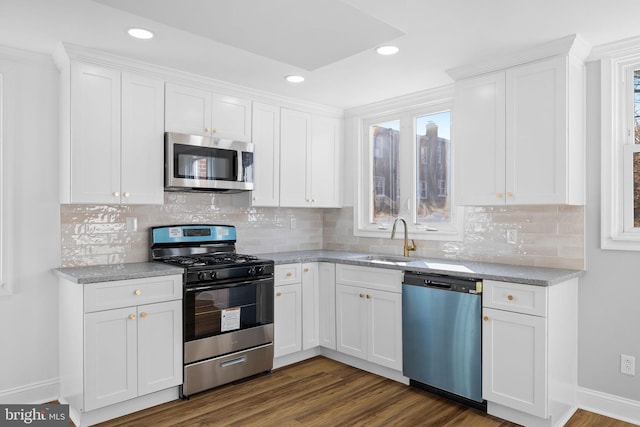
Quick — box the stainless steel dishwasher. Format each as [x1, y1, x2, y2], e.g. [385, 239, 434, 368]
[402, 271, 485, 410]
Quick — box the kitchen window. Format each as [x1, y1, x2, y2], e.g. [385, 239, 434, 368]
[601, 44, 640, 250]
[355, 94, 463, 241]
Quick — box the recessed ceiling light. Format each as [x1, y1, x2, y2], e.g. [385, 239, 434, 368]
[376, 45, 399, 55]
[285, 75, 305, 83]
[128, 28, 154, 40]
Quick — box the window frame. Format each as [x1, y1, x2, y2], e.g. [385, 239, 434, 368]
[354, 94, 463, 241]
[601, 44, 640, 250]
[0, 73, 6, 295]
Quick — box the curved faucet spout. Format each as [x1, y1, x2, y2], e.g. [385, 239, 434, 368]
[391, 217, 416, 257]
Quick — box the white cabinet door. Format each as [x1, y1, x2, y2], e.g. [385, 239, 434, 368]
[274, 283, 302, 357]
[310, 115, 341, 207]
[335, 284, 367, 359]
[318, 263, 336, 350]
[251, 102, 280, 206]
[482, 307, 548, 418]
[164, 83, 212, 136]
[70, 62, 121, 204]
[211, 94, 252, 141]
[301, 263, 320, 350]
[137, 300, 182, 396]
[121, 72, 165, 205]
[84, 307, 137, 411]
[280, 108, 311, 207]
[165, 83, 252, 141]
[455, 71, 506, 206]
[367, 289, 402, 370]
[506, 56, 567, 205]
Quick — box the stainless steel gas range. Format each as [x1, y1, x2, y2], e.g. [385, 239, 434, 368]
[150, 224, 274, 398]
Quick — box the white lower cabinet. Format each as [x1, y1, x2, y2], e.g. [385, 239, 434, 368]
[59, 274, 183, 426]
[274, 264, 302, 358]
[302, 263, 320, 350]
[482, 306, 547, 417]
[335, 265, 402, 371]
[482, 279, 577, 427]
[318, 263, 336, 350]
[84, 300, 182, 411]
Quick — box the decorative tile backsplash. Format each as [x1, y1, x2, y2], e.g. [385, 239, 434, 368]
[323, 206, 584, 270]
[61, 192, 584, 270]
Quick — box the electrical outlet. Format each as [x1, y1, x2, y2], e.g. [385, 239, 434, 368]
[621, 354, 635, 376]
[290, 217, 296, 229]
[506, 229, 517, 245]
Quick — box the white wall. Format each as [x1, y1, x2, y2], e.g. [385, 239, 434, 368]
[0, 47, 60, 403]
[578, 61, 640, 403]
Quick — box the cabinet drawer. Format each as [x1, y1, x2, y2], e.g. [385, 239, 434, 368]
[336, 264, 402, 293]
[84, 275, 183, 313]
[483, 280, 547, 317]
[275, 264, 301, 286]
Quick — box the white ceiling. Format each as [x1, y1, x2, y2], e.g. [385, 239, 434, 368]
[2, 0, 640, 109]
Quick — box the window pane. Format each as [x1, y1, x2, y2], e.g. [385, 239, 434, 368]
[371, 120, 400, 225]
[415, 112, 451, 223]
[635, 70, 640, 144]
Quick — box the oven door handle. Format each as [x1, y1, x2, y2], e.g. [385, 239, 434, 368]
[185, 277, 273, 293]
[220, 356, 247, 368]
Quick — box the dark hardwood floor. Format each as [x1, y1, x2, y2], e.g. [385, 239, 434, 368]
[63, 356, 634, 426]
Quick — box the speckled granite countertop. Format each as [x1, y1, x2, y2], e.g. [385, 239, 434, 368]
[53, 251, 583, 286]
[53, 262, 184, 284]
[254, 250, 583, 286]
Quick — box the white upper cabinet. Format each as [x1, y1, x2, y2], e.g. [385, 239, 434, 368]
[121, 72, 165, 205]
[165, 82, 252, 142]
[251, 102, 280, 206]
[66, 62, 164, 204]
[453, 36, 586, 206]
[280, 108, 341, 208]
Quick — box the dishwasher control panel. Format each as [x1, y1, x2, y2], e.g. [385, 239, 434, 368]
[403, 272, 482, 294]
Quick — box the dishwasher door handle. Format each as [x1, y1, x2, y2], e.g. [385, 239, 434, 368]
[424, 280, 452, 289]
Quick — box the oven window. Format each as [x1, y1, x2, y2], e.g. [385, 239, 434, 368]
[174, 143, 237, 181]
[184, 281, 274, 341]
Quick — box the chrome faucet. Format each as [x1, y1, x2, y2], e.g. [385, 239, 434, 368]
[391, 217, 416, 257]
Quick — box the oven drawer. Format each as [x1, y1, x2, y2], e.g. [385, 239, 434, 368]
[183, 343, 273, 397]
[84, 275, 183, 312]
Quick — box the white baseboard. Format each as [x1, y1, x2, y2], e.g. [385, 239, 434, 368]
[577, 386, 640, 425]
[0, 378, 59, 404]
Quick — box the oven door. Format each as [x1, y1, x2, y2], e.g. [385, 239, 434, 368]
[183, 277, 274, 364]
[165, 132, 254, 192]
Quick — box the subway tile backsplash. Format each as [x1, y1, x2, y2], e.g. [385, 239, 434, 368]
[60, 193, 584, 270]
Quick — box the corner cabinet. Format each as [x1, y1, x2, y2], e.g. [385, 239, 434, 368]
[279, 108, 342, 208]
[165, 82, 252, 141]
[482, 279, 578, 427]
[335, 264, 402, 371]
[455, 55, 585, 206]
[58, 61, 165, 204]
[59, 274, 183, 426]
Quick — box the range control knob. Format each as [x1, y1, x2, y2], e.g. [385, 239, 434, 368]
[248, 266, 257, 276]
[256, 266, 266, 275]
[209, 271, 217, 280]
[197, 271, 210, 281]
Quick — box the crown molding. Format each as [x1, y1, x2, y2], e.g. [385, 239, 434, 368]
[53, 42, 343, 117]
[447, 34, 592, 81]
[588, 35, 640, 62]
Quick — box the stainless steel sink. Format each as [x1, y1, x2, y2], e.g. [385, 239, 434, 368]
[355, 255, 413, 265]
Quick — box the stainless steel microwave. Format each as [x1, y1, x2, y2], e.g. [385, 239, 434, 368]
[165, 132, 254, 193]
